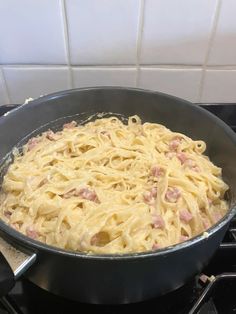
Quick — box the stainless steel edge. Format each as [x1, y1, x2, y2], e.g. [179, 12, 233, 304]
[0, 237, 36, 279]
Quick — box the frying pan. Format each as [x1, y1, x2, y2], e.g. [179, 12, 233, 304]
[0, 87, 235, 304]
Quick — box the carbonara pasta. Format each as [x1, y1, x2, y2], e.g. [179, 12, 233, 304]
[0, 115, 229, 254]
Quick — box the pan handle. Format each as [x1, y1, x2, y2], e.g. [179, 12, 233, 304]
[0, 237, 36, 297]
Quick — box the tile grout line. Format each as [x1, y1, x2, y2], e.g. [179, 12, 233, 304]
[60, 0, 73, 89]
[2, 64, 236, 69]
[198, 0, 222, 102]
[0, 66, 11, 104]
[0, 64, 136, 69]
[135, 0, 145, 87]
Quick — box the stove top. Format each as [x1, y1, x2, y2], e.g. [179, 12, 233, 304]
[0, 103, 236, 314]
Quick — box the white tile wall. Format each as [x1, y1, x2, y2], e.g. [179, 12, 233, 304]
[0, 0, 236, 104]
[208, 0, 236, 65]
[0, 0, 67, 64]
[139, 68, 202, 102]
[66, 0, 140, 65]
[72, 67, 136, 88]
[201, 70, 236, 103]
[3, 67, 70, 103]
[140, 0, 217, 65]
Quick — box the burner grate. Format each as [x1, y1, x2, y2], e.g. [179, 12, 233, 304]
[190, 274, 236, 314]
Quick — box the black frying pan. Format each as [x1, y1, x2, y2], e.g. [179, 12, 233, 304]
[0, 87, 235, 304]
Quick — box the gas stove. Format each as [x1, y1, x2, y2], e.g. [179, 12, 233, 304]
[0, 103, 236, 314]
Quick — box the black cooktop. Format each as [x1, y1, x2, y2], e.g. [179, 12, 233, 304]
[0, 103, 236, 314]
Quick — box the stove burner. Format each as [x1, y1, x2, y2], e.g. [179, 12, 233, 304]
[0, 103, 236, 314]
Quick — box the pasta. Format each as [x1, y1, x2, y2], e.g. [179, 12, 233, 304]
[0, 115, 229, 254]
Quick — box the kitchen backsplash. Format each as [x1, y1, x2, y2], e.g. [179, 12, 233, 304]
[0, 0, 236, 104]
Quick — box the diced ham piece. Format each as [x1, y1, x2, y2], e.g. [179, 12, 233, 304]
[26, 226, 38, 239]
[191, 166, 200, 172]
[177, 152, 188, 165]
[27, 137, 40, 151]
[183, 159, 195, 167]
[165, 187, 181, 203]
[79, 188, 99, 203]
[100, 131, 111, 138]
[179, 209, 193, 223]
[202, 218, 211, 229]
[63, 121, 77, 129]
[143, 187, 157, 205]
[143, 191, 154, 204]
[180, 235, 189, 242]
[151, 166, 164, 178]
[61, 187, 99, 203]
[183, 158, 200, 172]
[199, 274, 209, 284]
[213, 212, 222, 223]
[46, 130, 56, 141]
[152, 214, 165, 229]
[208, 198, 213, 206]
[150, 187, 157, 198]
[152, 243, 161, 250]
[169, 137, 181, 151]
[4, 210, 12, 219]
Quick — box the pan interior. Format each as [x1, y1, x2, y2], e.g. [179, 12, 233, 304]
[0, 109, 235, 259]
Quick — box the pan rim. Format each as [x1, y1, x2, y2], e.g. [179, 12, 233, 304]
[0, 86, 236, 260]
